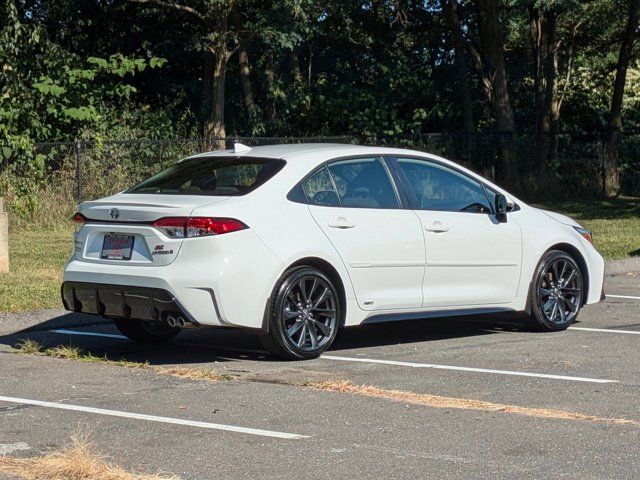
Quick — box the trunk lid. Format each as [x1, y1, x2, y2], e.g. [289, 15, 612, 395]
[75, 193, 231, 266]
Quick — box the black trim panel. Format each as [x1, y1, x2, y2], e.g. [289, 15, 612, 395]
[61, 281, 186, 322]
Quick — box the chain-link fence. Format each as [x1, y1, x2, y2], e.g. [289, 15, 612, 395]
[27, 136, 354, 201]
[367, 132, 640, 197]
[3, 133, 640, 203]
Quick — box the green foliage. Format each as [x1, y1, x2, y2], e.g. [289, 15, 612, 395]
[1, 0, 640, 199]
[0, 0, 186, 218]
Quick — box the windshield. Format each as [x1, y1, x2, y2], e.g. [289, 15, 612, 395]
[127, 156, 286, 196]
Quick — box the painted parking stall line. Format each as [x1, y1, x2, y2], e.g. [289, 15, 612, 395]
[321, 355, 616, 384]
[50, 329, 268, 355]
[606, 294, 640, 300]
[0, 395, 307, 440]
[52, 329, 127, 340]
[569, 327, 640, 335]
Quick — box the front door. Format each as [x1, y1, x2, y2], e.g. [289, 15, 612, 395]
[391, 156, 522, 308]
[303, 157, 425, 311]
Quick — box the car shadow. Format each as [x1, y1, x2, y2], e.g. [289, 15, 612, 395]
[0, 311, 529, 367]
[331, 314, 527, 351]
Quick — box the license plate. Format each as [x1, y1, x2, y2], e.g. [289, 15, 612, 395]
[101, 234, 135, 261]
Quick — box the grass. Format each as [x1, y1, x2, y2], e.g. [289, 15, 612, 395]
[0, 197, 637, 313]
[305, 380, 640, 427]
[0, 434, 179, 480]
[534, 196, 640, 259]
[14, 339, 235, 381]
[15, 341, 149, 368]
[154, 366, 236, 382]
[0, 227, 72, 313]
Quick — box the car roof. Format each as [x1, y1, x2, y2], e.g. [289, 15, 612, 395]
[186, 142, 519, 203]
[188, 143, 427, 161]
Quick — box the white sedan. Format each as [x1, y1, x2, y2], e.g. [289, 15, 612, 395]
[62, 143, 605, 359]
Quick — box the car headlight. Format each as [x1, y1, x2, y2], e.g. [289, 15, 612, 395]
[573, 226, 593, 244]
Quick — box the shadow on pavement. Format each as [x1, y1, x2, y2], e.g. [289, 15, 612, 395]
[0, 310, 529, 367]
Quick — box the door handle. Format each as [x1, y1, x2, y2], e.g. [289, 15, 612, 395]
[328, 217, 356, 229]
[425, 221, 449, 233]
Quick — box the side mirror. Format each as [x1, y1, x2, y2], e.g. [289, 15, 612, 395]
[495, 194, 508, 223]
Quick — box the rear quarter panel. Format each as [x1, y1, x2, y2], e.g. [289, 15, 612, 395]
[191, 176, 359, 328]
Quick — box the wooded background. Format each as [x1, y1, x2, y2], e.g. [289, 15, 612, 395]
[2, 0, 640, 203]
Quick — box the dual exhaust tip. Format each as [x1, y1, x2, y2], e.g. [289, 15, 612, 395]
[166, 314, 196, 329]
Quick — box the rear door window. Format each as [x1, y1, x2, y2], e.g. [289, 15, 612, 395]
[327, 157, 399, 209]
[301, 167, 340, 207]
[127, 156, 285, 195]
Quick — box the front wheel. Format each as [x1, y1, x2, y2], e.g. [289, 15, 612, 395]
[260, 267, 341, 360]
[526, 250, 584, 331]
[113, 319, 181, 343]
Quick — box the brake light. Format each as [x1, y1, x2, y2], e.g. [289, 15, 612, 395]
[152, 217, 248, 238]
[72, 212, 86, 233]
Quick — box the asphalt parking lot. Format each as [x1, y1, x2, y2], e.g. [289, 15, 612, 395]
[1, 273, 639, 479]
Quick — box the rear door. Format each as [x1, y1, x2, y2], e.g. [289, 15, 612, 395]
[304, 157, 425, 311]
[389, 156, 522, 308]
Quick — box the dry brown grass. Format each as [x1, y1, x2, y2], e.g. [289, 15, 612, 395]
[0, 435, 179, 480]
[306, 380, 640, 427]
[14, 340, 234, 382]
[153, 366, 235, 382]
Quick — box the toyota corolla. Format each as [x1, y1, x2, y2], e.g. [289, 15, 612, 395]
[62, 143, 604, 359]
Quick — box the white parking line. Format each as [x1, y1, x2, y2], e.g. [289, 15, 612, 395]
[320, 355, 616, 384]
[607, 294, 640, 300]
[50, 329, 267, 354]
[0, 442, 30, 455]
[52, 329, 126, 339]
[569, 327, 640, 335]
[0, 395, 307, 440]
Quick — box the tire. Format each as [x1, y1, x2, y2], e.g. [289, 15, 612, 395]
[259, 266, 341, 360]
[113, 319, 181, 344]
[526, 250, 584, 331]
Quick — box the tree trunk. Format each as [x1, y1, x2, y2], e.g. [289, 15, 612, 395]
[530, 5, 546, 169]
[441, 0, 475, 135]
[238, 42, 257, 127]
[476, 0, 517, 187]
[604, 0, 640, 197]
[204, 52, 228, 146]
[545, 9, 560, 169]
[291, 48, 302, 83]
[265, 49, 277, 127]
[307, 44, 313, 87]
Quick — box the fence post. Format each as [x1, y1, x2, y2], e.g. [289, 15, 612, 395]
[75, 140, 82, 200]
[0, 197, 8, 273]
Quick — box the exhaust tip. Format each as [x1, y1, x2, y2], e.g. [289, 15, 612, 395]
[176, 317, 186, 328]
[167, 315, 177, 328]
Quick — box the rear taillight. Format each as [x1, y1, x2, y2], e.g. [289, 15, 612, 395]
[72, 212, 86, 233]
[152, 217, 248, 238]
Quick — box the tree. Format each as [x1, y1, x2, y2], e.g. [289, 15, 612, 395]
[475, 0, 517, 186]
[441, 0, 475, 134]
[604, 0, 640, 197]
[128, 0, 239, 139]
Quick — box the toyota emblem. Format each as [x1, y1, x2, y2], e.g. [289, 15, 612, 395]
[109, 208, 120, 220]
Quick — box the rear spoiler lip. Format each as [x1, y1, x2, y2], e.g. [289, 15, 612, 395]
[75, 215, 157, 226]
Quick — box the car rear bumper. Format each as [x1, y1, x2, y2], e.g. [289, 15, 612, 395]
[62, 228, 284, 329]
[61, 281, 194, 323]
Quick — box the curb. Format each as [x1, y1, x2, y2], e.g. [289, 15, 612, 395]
[605, 258, 640, 276]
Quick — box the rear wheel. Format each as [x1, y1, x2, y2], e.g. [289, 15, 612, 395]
[526, 250, 584, 331]
[113, 319, 180, 343]
[260, 267, 340, 360]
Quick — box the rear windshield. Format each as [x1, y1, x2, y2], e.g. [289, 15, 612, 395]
[127, 156, 286, 196]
